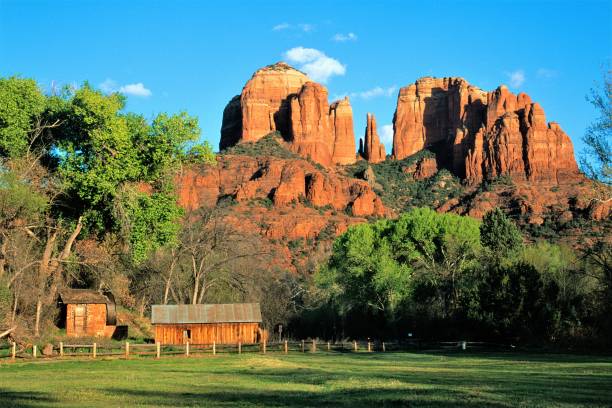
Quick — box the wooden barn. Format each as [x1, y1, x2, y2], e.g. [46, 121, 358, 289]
[151, 303, 263, 345]
[58, 289, 120, 338]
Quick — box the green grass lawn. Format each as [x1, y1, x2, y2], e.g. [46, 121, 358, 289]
[1, 351, 611, 407]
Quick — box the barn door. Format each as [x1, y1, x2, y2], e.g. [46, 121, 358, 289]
[74, 304, 86, 336]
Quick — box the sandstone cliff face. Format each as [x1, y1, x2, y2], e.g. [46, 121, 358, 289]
[392, 77, 580, 184]
[220, 62, 356, 166]
[329, 97, 357, 165]
[288, 82, 333, 166]
[176, 155, 385, 217]
[360, 113, 386, 163]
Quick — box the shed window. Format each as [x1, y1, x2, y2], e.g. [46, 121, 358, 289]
[183, 329, 191, 340]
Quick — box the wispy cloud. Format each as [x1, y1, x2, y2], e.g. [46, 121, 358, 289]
[284, 47, 345, 83]
[332, 32, 357, 42]
[355, 86, 397, 100]
[272, 23, 315, 32]
[537, 68, 558, 79]
[334, 86, 397, 101]
[272, 22, 290, 31]
[99, 79, 152, 97]
[505, 70, 525, 88]
[299, 23, 314, 32]
[380, 124, 394, 151]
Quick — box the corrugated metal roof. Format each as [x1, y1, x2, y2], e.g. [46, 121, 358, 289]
[151, 303, 262, 324]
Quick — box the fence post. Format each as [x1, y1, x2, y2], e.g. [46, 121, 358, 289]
[59, 342, 63, 357]
[382, 342, 386, 352]
[367, 342, 371, 352]
[301, 340, 305, 353]
[93, 343, 97, 359]
[186, 342, 190, 357]
[33, 345, 37, 358]
[284, 340, 288, 354]
[213, 341, 216, 355]
[156, 342, 161, 359]
[327, 341, 330, 351]
[11, 342, 16, 360]
[353, 341, 357, 352]
[461, 341, 466, 351]
[125, 341, 130, 359]
[238, 342, 241, 354]
[262, 341, 266, 354]
[312, 339, 316, 353]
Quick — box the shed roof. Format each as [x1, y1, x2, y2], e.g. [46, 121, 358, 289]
[151, 303, 262, 324]
[58, 289, 111, 304]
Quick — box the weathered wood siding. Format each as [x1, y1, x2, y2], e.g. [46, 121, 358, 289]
[66, 303, 112, 337]
[154, 322, 260, 344]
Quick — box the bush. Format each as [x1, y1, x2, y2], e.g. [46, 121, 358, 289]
[222, 132, 299, 159]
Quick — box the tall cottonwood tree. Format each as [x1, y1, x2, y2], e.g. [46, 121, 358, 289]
[0, 77, 215, 337]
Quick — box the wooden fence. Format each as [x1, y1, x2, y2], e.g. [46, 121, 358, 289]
[0, 340, 511, 362]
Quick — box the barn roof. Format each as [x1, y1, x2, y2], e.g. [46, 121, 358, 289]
[58, 289, 111, 304]
[151, 303, 262, 324]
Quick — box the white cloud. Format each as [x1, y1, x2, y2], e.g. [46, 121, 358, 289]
[284, 47, 346, 83]
[354, 86, 397, 100]
[332, 86, 397, 101]
[332, 32, 357, 42]
[298, 23, 314, 32]
[99, 79, 152, 97]
[380, 124, 394, 146]
[537, 68, 558, 79]
[272, 23, 314, 32]
[119, 83, 152, 97]
[505, 70, 525, 88]
[99, 79, 118, 93]
[273, 22, 290, 31]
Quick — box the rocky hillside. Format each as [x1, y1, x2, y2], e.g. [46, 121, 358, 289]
[180, 62, 610, 271]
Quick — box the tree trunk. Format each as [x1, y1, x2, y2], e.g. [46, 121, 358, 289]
[192, 278, 199, 305]
[163, 279, 171, 305]
[11, 287, 18, 324]
[34, 298, 42, 337]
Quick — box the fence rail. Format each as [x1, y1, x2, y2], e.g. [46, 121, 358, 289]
[0, 339, 513, 362]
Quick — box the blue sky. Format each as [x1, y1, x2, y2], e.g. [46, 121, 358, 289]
[1, 0, 610, 155]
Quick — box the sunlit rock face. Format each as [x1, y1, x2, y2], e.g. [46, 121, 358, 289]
[392, 77, 580, 183]
[220, 62, 357, 166]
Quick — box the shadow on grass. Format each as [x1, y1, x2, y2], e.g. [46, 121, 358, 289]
[106, 386, 508, 407]
[0, 389, 55, 408]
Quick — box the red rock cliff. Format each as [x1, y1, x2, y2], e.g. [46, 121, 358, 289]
[360, 113, 386, 163]
[220, 62, 357, 166]
[392, 77, 580, 183]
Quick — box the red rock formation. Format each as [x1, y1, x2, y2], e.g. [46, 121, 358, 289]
[329, 97, 357, 165]
[240, 62, 309, 143]
[220, 62, 357, 166]
[176, 155, 385, 218]
[587, 198, 612, 221]
[362, 113, 386, 163]
[273, 163, 306, 206]
[392, 77, 580, 184]
[413, 157, 438, 180]
[288, 82, 333, 166]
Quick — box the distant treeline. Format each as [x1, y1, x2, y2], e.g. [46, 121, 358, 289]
[291, 208, 612, 348]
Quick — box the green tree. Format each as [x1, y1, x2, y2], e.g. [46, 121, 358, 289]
[51, 84, 213, 262]
[480, 208, 523, 259]
[0, 77, 46, 158]
[318, 208, 481, 335]
[581, 69, 611, 184]
[318, 220, 410, 316]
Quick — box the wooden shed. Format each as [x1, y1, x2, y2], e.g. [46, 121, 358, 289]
[151, 303, 263, 345]
[58, 289, 118, 338]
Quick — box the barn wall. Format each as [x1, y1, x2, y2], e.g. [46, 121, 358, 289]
[66, 303, 110, 338]
[154, 322, 260, 345]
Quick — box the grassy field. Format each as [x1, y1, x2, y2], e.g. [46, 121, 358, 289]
[1, 351, 611, 407]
